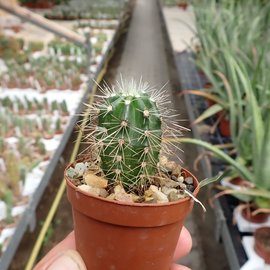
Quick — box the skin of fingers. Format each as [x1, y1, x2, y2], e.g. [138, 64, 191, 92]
[34, 232, 77, 270]
[173, 226, 192, 261]
[171, 264, 191, 270]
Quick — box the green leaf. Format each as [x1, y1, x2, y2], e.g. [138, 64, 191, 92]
[193, 104, 223, 125]
[182, 90, 227, 108]
[199, 170, 230, 188]
[178, 138, 253, 182]
[257, 115, 270, 190]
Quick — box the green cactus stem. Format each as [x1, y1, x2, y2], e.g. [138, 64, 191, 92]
[88, 80, 167, 189]
[84, 79, 185, 192]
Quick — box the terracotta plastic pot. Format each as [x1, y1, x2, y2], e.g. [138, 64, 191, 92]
[21, 1, 54, 9]
[241, 206, 269, 224]
[230, 177, 253, 188]
[224, 177, 253, 202]
[178, 3, 188, 10]
[218, 116, 230, 138]
[254, 227, 270, 264]
[65, 162, 199, 270]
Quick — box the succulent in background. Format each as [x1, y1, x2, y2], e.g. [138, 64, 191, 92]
[0, 177, 7, 199]
[43, 97, 49, 111]
[0, 137, 5, 153]
[2, 97, 12, 108]
[25, 96, 33, 112]
[28, 41, 44, 52]
[55, 118, 62, 134]
[18, 137, 27, 155]
[5, 151, 20, 197]
[96, 32, 107, 43]
[51, 100, 59, 111]
[60, 100, 69, 115]
[3, 190, 13, 224]
[84, 79, 183, 191]
[19, 166, 27, 185]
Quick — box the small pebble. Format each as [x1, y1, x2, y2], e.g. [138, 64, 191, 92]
[66, 167, 78, 179]
[160, 178, 181, 188]
[77, 184, 91, 193]
[161, 186, 178, 196]
[186, 184, 195, 192]
[177, 193, 186, 199]
[177, 176, 184, 183]
[84, 173, 108, 188]
[168, 191, 179, 202]
[159, 156, 168, 167]
[184, 177, 193, 185]
[149, 185, 169, 203]
[106, 194, 116, 200]
[114, 185, 133, 203]
[172, 165, 182, 177]
[77, 185, 108, 197]
[131, 194, 141, 202]
[144, 196, 157, 203]
[74, 162, 88, 177]
[166, 161, 177, 171]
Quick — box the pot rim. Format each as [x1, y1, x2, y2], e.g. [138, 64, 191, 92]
[255, 226, 270, 235]
[65, 163, 200, 208]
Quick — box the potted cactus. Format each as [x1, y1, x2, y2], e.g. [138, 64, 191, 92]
[65, 79, 204, 270]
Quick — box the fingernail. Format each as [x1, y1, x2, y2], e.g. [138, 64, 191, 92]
[47, 250, 85, 270]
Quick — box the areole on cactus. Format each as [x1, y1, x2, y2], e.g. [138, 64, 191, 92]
[84, 78, 183, 190]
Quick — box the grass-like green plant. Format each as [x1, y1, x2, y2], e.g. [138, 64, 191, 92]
[178, 1, 270, 211]
[186, 0, 270, 126]
[180, 58, 270, 209]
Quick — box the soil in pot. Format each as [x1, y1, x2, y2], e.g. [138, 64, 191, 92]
[254, 227, 270, 264]
[65, 161, 199, 270]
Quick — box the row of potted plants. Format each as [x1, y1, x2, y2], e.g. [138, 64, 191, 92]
[0, 96, 69, 116]
[19, 0, 70, 9]
[44, 1, 126, 21]
[179, 0, 270, 266]
[0, 1, 127, 261]
[0, 30, 113, 91]
[0, 96, 70, 254]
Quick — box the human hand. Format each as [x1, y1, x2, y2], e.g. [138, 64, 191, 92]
[34, 227, 192, 270]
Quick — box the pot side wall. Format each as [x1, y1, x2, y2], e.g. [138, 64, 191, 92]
[66, 167, 199, 270]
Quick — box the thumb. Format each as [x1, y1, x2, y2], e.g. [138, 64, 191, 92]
[45, 250, 86, 270]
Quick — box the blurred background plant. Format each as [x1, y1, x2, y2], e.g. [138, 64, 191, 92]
[179, 0, 270, 216]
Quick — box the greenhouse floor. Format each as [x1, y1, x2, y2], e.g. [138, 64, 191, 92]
[9, 0, 230, 269]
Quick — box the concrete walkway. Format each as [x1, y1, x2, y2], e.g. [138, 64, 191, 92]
[116, 0, 170, 86]
[113, 0, 206, 269]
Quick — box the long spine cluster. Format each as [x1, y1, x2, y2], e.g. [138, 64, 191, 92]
[83, 78, 185, 189]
